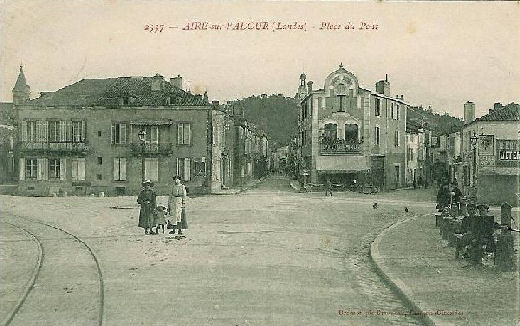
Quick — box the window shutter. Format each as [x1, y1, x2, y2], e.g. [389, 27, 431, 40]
[78, 158, 86, 180]
[184, 158, 191, 181]
[66, 121, 72, 142]
[19, 158, 25, 180]
[151, 126, 158, 144]
[37, 158, 44, 180]
[113, 158, 120, 180]
[120, 158, 127, 180]
[21, 122, 27, 142]
[120, 124, 126, 144]
[111, 124, 115, 144]
[42, 121, 48, 142]
[82, 121, 86, 142]
[59, 121, 66, 142]
[42, 158, 48, 180]
[177, 124, 183, 144]
[60, 158, 66, 180]
[72, 160, 78, 181]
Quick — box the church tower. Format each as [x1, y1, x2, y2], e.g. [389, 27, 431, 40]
[13, 65, 30, 105]
[296, 73, 307, 102]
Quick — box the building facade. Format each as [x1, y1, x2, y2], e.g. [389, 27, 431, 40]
[457, 102, 520, 205]
[15, 73, 226, 196]
[296, 64, 408, 190]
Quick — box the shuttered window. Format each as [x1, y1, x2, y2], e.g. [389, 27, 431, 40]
[71, 158, 86, 181]
[144, 158, 158, 181]
[177, 123, 191, 145]
[113, 158, 127, 181]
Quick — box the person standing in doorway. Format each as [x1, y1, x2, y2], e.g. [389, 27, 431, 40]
[168, 176, 188, 235]
[137, 180, 156, 235]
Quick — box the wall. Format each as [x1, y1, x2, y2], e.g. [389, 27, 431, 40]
[16, 105, 212, 196]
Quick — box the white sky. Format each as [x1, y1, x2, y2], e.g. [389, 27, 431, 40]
[1, 1, 519, 119]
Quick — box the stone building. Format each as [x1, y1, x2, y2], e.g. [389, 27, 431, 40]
[458, 102, 520, 205]
[15, 72, 226, 196]
[296, 64, 408, 190]
[405, 120, 428, 187]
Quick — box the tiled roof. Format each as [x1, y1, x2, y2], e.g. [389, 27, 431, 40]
[28, 75, 209, 107]
[476, 103, 520, 122]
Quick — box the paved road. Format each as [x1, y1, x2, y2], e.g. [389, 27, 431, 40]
[1, 176, 431, 326]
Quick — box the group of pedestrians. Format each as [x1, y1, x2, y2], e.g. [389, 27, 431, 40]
[436, 179, 463, 211]
[137, 176, 188, 236]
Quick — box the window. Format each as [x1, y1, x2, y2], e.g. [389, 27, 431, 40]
[176, 158, 191, 181]
[344, 124, 358, 143]
[25, 159, 37, 179]
[375, 126, 380, 145]
[111, 123, 127, 144]
[71, 158, 86, 181]
[97, 157, 103, 165]
[395, 104, 400, 120]
[394, 130, 400, 147]
[97, 174, 102, 180]
[113, 158, 127, 181]
[98, 131, 102, 137]
[375, 98, 381, 117]
[72, 121, 85, 142]
[48, 121, 60, 142]
[36, 121, 48, 142]
[22, 120, 37, 142]
[144, 158, 159, 181]
[193, 157, 206, 177]
[144, 126, 159, 144]
[177, 123, 191, 145]
[49, 159, 60, 179]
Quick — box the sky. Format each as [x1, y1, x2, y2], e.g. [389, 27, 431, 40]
[1, 0, 519, 119]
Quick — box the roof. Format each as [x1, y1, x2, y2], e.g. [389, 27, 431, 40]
[13, 66, 29, 91]
[27, 75, 209, 107]
[475, 103, 520, 122]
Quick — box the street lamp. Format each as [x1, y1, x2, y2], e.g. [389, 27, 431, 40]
[138, 129, 147, 183]
[470, 131, 479, 199]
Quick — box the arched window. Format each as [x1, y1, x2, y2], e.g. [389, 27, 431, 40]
[344, 124, 358, 143]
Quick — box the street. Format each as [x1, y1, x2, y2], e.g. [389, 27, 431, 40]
[1, 176, 434, 326]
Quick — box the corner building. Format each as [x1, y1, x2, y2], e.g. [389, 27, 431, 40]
[16, 74, 225, 196]
[297, 64, 408, 190]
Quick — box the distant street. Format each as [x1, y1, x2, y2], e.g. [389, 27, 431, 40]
[1, 176, 435, 326]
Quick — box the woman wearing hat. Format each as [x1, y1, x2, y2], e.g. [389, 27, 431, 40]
[168, 176, 188, 235]
[137, 180, 157, 235]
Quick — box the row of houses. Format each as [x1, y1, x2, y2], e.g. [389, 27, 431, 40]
[0, 66, 270, 196]
[295, 64, 436, 190]
[433, 102, 519, 205]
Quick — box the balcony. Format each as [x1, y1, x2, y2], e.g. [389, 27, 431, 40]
[19, 141, 89, 155]
[129, 143, 174, 156]
[319, 138, 362, 155]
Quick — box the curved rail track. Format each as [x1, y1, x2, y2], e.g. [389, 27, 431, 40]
[1, 215, 104, 326]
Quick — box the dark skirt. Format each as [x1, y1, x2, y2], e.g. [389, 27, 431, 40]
[138, 204, 154, 229]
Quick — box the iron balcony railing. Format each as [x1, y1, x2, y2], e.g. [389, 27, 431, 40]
[19, 141, 89, 154]
[319, 139, 362, 155]
[129, 143, 174, 156]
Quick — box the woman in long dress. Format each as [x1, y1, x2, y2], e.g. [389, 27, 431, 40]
[137, 180, 156, 235]
[168, 176, 187, 235]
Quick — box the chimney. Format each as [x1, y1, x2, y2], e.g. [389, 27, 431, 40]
[307, 81, 313, 94]
[464, 101, 475, 124]
[376, 74, 390, 96]
[170, 74, 183, 89]
[400, 95, 404, 100]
